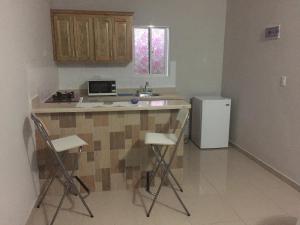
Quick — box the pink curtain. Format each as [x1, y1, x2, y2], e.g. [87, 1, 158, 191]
[134, 28, 149, 74]
[134, 27, 167, 75]
[151, 28, 166, 74]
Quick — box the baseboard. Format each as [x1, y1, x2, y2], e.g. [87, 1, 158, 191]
[230, 141, 300, 192]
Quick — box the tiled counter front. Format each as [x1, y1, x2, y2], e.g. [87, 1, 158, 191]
[36, 110, 184, 193]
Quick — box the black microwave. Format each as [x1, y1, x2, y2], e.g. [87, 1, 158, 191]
[88, 80, 117, 96]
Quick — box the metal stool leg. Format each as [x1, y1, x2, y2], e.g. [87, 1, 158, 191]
[147, 145, 182, 217]
[146, 166, 169, 217]
[66, 175, 94, 218]
[36, 176, 56, 208]
[37, 153, 68, 208]
[152, 146, 190, 215]
[147, 147, 168, 190]
[153, 149, 190, 216]
[77, 190, 94, 218]
[69, 153, 90, 195]
[154, 145, 184, 192]
[149, 145, 184, 192]
[61, 162, 94, 218]
[56, 173, 94, 220]
[146, 144, 190, 217]
[146, 172, 151, 192]
[151, 145, 183, 192]
[36, 164, 62, 208]
[74, 176, 90, 194]
[47, 150, 94, 220]
[167, 176, 190, 216]
[49, 188, 67, 225]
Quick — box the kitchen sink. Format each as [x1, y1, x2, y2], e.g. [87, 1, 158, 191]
[136, 92, 160, 97]
[82, 92, 161, 103]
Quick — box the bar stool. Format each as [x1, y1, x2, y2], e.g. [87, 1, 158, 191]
[31, 113, 93, 225]
[144, 108, 191, 217]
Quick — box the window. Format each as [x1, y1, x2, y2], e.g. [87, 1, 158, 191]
[134, 26, 169, 75]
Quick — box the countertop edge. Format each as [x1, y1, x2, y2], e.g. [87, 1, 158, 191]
[32, 104, 191, 114]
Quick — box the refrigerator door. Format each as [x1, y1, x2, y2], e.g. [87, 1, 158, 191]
[201, 99, 231, 148]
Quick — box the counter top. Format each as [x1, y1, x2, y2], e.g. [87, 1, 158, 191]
[32, 99, 191, 113]
[32, 89, 191, 113]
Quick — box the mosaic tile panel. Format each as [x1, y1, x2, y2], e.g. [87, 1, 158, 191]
[36, 110, 183, 193]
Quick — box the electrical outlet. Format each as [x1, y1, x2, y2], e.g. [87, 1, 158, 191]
[265, 25, 280, 40]
[280, 76, 287, 87]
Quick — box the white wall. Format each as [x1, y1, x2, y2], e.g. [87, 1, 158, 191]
[51, 0, 227, 98]
[58, 61, 176, 90]
[0, 0, 58, 224]
[222, 0, 300, 184]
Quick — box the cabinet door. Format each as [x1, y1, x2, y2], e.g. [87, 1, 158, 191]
[113, 16, 132, 62]
[94, 16, 113, 62]
[73, 15, 94, 61]
[52, 14, 75, 61]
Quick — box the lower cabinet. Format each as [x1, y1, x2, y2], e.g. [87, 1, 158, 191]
[51, 10, 133, 64]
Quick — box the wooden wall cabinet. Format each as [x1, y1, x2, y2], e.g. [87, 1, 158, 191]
[94, 16, 113, 62]
[73, 15, 94, 61]
[52, 14, 76, 61]
[51, 10, 133, 64]
[113, 16, 133, 62]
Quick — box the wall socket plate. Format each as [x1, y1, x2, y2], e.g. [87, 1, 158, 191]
[280, 76, 287, 87]
[265, 25, 280, 40]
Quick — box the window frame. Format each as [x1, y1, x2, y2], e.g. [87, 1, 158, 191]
[133, 26, 170, 77]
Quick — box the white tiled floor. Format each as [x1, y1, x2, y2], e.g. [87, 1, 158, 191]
[27, 142, 300, 225]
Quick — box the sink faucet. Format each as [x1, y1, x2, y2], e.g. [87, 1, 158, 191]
[136, 81, 153, 96]
[144, 81, 149, 92]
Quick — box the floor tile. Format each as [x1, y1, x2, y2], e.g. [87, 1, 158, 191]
[244, 215, 298, 225]
[207, 222, 246, 225]
[219, 184, 286, 221]
[27, 142, 300, 225]
[187, 194, 240, 225]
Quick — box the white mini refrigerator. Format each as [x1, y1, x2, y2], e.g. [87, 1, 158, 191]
[191, 96, 231, 149]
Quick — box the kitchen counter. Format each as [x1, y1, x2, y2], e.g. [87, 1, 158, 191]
[32, 91, 190, 113]
[33, 92, 190, 193]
